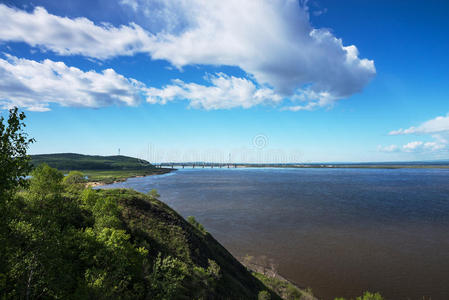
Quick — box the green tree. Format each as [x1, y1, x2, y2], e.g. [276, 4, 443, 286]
[357, 292, 383, 300]
[63, 170, 86, 192]
[0, 108, 34, 295]
[0, 107, 34, 197]
[148, 188, 160, 199]
[5, 164, 81, 299]
[187, 216, 207, 235]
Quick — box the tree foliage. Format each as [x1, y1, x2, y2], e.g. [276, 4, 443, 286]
[335, 291, 384, 300]
[0, 107, 34, 198]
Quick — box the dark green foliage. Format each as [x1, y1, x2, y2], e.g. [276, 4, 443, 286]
[64, 170, 86, 185]
[30, 153, 154, 171]
[0, 107, 34, 197]
[187, 215, 207, 235]
[335, 291, 384, 300]
[0, 107, 34, 297]
[258, 290, 271, 300]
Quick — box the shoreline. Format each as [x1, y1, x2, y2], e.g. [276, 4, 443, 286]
[85, 167, 175, 188]
[238, 256, 317, 300]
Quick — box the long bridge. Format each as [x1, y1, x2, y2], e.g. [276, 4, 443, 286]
[154, 162, 238, 169]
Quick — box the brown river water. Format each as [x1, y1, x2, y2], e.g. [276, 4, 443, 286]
[103, 168, 449, 300]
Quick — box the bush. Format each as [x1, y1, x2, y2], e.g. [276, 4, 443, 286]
[335, 291, 384, 300]
[258, 290, 271, 300]
[63, 170, 86, 185]
[187, 216, 207, 235]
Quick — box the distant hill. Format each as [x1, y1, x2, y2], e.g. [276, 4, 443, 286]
[31, 153, 154, 170]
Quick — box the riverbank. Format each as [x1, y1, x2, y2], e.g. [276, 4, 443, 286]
[84, 168, 175, 187]
[238, 255, 317, 300]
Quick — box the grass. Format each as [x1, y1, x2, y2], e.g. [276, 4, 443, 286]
[79, 168, 172, 184]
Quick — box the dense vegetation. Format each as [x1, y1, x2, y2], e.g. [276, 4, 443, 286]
[31, 153, 154, 171]
[0, 108, 384, 299]
[4, 163, 279, 298]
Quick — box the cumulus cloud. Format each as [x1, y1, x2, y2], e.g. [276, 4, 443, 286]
[402, 141, 446, 152]
[129, 0, 376, 106]
[378, 141, 446, 153]
[383, 113, 449, 154]
[390, 113, 449, 135]
[0, 1, 375, 110]
[145, 73, 283, 110]
[0, 55, 144, 111]
[0, 55, 280, 111]
[0, 4, 151, 59]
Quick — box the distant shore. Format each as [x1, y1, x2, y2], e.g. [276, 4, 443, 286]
[156, 163, 449, 170]
[84, 167, 175, 187]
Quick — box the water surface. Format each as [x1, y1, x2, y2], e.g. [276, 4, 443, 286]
[104, 168, 449, 300]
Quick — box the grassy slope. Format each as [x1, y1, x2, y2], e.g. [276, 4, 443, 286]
[99, 188, 281, 299]
[83, 169, 172, 184]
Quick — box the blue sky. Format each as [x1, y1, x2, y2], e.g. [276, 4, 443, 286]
[0, 0, 448, 162]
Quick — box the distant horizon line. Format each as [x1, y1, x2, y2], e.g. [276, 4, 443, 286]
[29, 152, 449, 165]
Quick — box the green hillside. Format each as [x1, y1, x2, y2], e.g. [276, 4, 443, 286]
[2, 163, 287, 299]
[31, 153, 153, 171]
[103, 188, 282, 299]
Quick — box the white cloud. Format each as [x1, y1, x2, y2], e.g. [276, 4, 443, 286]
[402, 141, 446, 152]
[120, 0, 139, 11]
[402, 141, 423, 152]
[282, 90, 336, 111]
[0, 1, 375, 110]
[0, 55, 281, 111]
[0, 4, 152, 59]
[0, 55, 144, 111]
[385, 114, 449, 154]
[136, 0, 376, 106]
[377, 144, 399, 152]
[145, 73, 283, 110]
[390, 113, 449, 135]
[378, 141, 446, 153]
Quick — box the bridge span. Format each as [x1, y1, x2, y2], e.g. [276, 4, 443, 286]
[155, 163, 238, 169]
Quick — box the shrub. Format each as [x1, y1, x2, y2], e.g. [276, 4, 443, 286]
[187, 216, 207, 235]
[258, 290, 271, 300]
